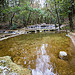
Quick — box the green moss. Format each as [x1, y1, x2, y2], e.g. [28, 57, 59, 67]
[0, 56, 31, 75]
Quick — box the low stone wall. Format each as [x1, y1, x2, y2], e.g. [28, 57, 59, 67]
[0, 34, 21, 41]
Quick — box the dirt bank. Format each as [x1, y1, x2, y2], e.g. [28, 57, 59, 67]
[68, 32, 75, 46]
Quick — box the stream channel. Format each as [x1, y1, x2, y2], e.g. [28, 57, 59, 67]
[0, 32, 75, 75]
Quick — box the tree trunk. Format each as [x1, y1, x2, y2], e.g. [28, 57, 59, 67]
[54, 0, 61, 30]
[68, 0, 74, 31]
[68, 11, 73, 31]
[40, 15, 43, 23]
[27, 11, 31, 25]
[10, 13, 15, 26]
[23, 18, 27, 27]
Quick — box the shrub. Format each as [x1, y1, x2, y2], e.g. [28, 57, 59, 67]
[0, 25, 3, 29]
[11, 24, 17, 30]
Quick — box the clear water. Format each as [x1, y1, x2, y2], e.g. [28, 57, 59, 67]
[32, 44, 55, 75]
[0, 32, 75, 75]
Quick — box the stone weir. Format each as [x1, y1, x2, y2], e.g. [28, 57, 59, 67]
[0, 23, 65, 41]
[26, 23, 65, 33]
[27, 24, 57, 32]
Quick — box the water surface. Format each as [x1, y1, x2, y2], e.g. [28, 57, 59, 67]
[0, 32, 75, 75]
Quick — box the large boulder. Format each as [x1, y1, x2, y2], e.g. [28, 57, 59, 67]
[59, 51, 68, 60]
[0, 56, 31, 75]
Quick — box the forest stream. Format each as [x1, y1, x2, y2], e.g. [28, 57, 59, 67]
[0, 32, 75, 75]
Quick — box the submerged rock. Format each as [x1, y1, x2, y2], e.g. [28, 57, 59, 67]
[0, 56, 31, 75]
[59, 51, 67, 60]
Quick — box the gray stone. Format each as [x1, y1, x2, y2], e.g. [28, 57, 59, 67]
[59, 51, 67, 59]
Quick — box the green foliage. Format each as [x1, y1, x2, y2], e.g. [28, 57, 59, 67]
[11, 24, 17, 30]
[0, 0, 75, 30]
[12, 6, 22, 13]
[0, 25, 3, 29]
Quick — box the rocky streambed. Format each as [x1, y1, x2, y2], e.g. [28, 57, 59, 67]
[0, 32, 75, 75]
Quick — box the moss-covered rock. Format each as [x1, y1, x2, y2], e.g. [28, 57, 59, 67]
[0, 56, 31, 75]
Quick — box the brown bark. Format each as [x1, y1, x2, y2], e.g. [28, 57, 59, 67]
[54, 1, 61, 30]
[23, 18, 27, 27]
[68, 0, 74, 31]
[68, 10, 73, 31]
[9, 13, 15, 26]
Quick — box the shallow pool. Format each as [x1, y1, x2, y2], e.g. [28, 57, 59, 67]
[0, 32, 75, 75]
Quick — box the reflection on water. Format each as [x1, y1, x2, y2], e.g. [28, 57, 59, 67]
[32, 44, 55, 75]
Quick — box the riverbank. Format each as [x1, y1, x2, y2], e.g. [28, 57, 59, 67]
[0, 33, 21, 41]
[68, 32, 75, 46]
